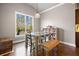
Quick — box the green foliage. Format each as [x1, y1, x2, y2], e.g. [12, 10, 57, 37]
[29, 25, 32, 31]
[16, 14, 33, 34]
[16, 27, 19, 32]
[16, 26, 25, 32]
[16, 18, 25, 23]
[21, 26, 25, 31]
[21, 18, 25, 23]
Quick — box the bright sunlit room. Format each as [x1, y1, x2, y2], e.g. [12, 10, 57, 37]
[0, 0, 79, 59]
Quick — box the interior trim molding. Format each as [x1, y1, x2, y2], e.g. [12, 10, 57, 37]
[60, 41, 76, 47]
[40, 3, 64, 14]
[13, 39, 25, 44]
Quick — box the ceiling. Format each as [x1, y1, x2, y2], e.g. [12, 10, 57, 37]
[27, 3, 59, 12]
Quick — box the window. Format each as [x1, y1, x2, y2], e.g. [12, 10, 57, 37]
[26, 16, 32, 33]
[15, 12, 33, 36]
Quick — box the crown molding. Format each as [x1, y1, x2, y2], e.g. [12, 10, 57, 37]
[40, 3, 64, 14]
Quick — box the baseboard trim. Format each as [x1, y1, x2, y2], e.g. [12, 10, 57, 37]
[0, 50, 14, 56]
[60, 41, 76, 47]
[13, 39, 25, 44]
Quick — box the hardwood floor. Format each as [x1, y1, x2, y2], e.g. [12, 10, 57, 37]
[57, 44, 79, 56]
[8, 42, 29, 56]
[7, 42, 79, 56]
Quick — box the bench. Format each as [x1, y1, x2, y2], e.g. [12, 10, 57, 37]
[42, 39, 60, 55]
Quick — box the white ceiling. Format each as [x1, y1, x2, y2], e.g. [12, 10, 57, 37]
[27, 3, 59, 12]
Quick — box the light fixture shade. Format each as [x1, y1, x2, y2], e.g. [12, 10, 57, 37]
[35, 13, 40, 18]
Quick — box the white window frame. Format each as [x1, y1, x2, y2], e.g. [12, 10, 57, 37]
[15, 11, 34, 37]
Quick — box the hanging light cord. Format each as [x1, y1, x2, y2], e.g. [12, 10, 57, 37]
[37, 3, 38, 13]
[36, 3, 38, 13]
[35, 3, 40, 18]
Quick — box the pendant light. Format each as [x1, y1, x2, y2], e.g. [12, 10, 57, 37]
[35, 3, 40, 18]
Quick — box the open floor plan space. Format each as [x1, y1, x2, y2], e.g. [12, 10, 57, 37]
[0, 3, 79, 56]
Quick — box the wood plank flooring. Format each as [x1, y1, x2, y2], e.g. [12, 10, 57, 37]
[6, 42, 79, 56]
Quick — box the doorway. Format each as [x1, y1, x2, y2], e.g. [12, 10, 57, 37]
[75, 9, 79, 47]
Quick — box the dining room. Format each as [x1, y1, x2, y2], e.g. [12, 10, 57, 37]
[0, 3, 77, 56]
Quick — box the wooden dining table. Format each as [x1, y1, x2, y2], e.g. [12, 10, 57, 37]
[25, 32, 56, 55]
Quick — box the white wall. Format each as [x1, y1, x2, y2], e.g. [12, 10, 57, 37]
[0, 5, 1, 36]
[0, 3, 36, 40]
[34, 18, 40, 32]
[41, 4, 75, 44]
